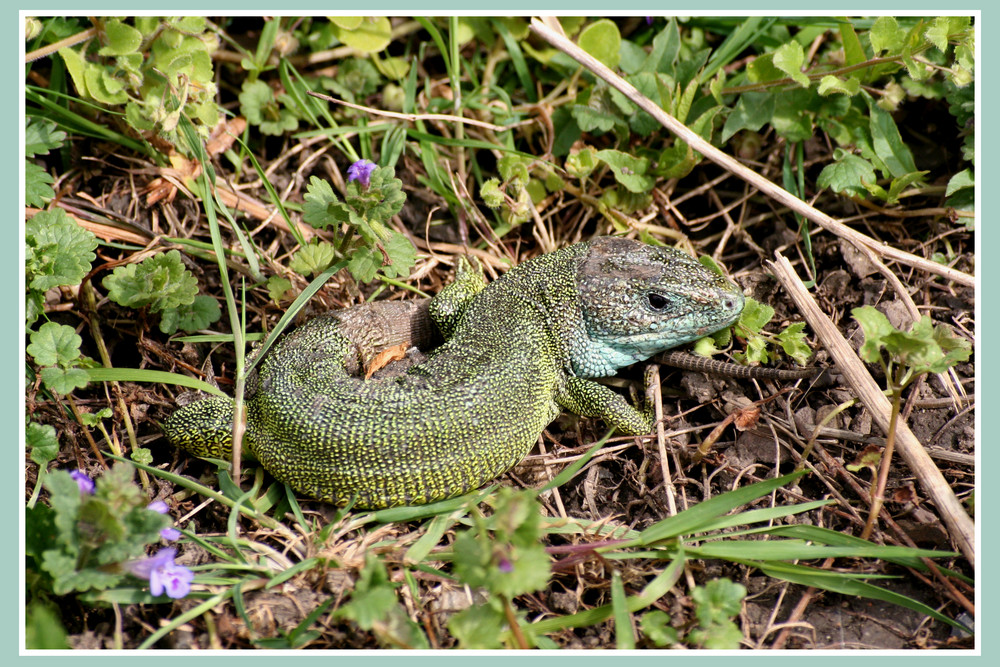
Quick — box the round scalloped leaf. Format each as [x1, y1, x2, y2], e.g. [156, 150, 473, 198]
[578, 19, 621, 70]
[97, 18, 142, 57]
[329, 16, 363, 30]
[333, 17, 392, 54]
[83, 65, 128, 105]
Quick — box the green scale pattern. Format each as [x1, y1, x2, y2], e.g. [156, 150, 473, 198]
[163, 237, 745, 509]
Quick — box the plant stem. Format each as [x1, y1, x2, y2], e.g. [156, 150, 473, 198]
[860, 370, 904, 540]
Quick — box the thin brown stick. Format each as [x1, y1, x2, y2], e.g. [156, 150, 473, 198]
[307, 91, 527, 133]
[25, 26, 97, 63]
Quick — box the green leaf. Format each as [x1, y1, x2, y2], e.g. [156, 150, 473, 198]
[346, 246, 379, 283]
[24, 504, 57, 562]
[570, 104, 621, 135]
[881, 170, 929, 206]
[639, 610, 679, 647]
[746, 53, 784, 84]
[25, 208, 98, 292]
[334, 556, 399, 629]
[78, 407, 113, 427]
[259, 109, 299, 136]
[817, 149, 877, 196]
[27, 322, 83, 367]
[58, 47, 90, 99]
[375, 57, 410, 81]
[238, 79, 275, 127]
[498, 155, 530, 184]
[290, 241, 338, 277]
[866, 94, 918, 178]
[776, 322, 812, 366]
[83, 64, 128, 104]
[266, 276, 293, 303]
[480, 178, 504, 208]
[102, 250, 199, 313]
[721, 92, 775, 143]
[330, 16, 363, 30]
[817, 75, 860, 96]
[689, 620, 743, 650]
[302, 176, 347, 229]
[851, 306, 895, 364]
[693, 336, 721, 357]
[879, 316, 971, 376]
[97, 18, 142, 56]
[27, 422, 60, 467]
[839, 21, 867, 67]
[654, 140, 696, 179]
[331, 17, 392, 54]
[40, 367, 91, 395]
[448, 603, 507, 649]
[737, 298, 774, 334]
[946, 168, 974, 197]
[756, 561, 970, 633]
[738, 335, 770, 365]
[869, 16, 905, 55]
[772, 41, 810, 87]
[692, 579, 745, 627]
[25, 602, 69, 650]
[687, 579, 745, 649]
[578, 19, 621, 69]
[130, 448, 153, 466]
[172, 16, 207, 33]
[379, 232, 417, 280]
[595, 149, 654, 193]
[565, 147, 598, 179]
[159, 295, 222, 334]
[925, 17, 952, 53]
[25, 118, 67, 157]
[26, 161, 55, 207]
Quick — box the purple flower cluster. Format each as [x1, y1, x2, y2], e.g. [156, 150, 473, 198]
[65, 469, 194, 598]
[70, 469, 95, 494]
[347, 159, 377, 188]
[148, 499, 182, 541]
[127, 547, 195, 599]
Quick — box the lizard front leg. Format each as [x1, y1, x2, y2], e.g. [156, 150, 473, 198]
[556, 376, 652, 436]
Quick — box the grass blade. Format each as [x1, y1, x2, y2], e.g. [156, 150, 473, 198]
[82, 367, 226, 397]
[631, 470, 809, 546]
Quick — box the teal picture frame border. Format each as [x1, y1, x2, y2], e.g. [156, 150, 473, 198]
[11, 3, 987, 662]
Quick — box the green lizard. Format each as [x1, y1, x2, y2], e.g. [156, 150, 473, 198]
[163, 237, 745, 509]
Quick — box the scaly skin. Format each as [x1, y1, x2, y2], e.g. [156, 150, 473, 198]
[163, 237, 745, 508]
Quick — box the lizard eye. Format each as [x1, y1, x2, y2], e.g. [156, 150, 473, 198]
[645, 291, 671, 312]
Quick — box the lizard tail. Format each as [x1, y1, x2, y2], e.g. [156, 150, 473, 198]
[162, 396, 235, 460]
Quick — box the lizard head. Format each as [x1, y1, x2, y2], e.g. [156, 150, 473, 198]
[571, 237, 745, 377]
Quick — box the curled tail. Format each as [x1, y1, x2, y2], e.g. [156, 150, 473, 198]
[162, 396, 236, 460]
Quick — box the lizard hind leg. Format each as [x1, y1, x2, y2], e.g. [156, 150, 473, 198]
[428, 256, 489, 338]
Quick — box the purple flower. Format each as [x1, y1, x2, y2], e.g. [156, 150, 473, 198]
[148, 500, 182, 541]
[347, 159, 377, 188]
[148, 500, 169, 513]
[497, 555, 514, 574]
[127, 547, 194, 599]
[69, 469, 95, 494]
[160, 526, 182, 541]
